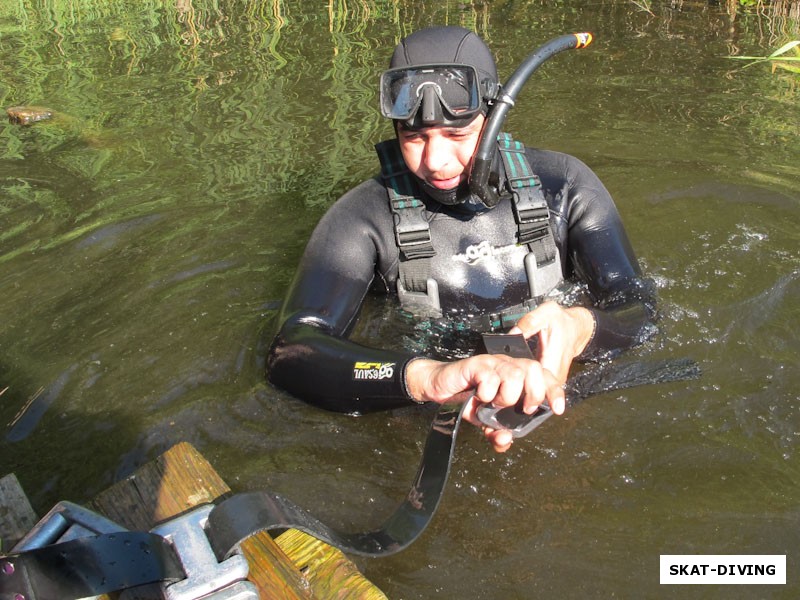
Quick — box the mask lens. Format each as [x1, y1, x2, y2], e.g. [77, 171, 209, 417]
[380, 65, 482, 121]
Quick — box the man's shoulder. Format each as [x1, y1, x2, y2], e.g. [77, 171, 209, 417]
[522, 145, 585, 168]
[319, 175, 392, 229]
[334, 176, 387, 208]
[520, 145, 600, 183]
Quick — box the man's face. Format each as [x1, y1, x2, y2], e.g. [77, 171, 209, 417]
[396, 114, 485, 190]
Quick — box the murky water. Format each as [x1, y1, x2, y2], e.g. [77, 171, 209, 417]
[1, 1, 798, 597]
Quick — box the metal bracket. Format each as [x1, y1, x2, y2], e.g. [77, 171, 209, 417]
[12, 501, 126, 553]
[11, 501, 132, 600]
[151, 504, 257, 600]
[10, 501, 257, 600]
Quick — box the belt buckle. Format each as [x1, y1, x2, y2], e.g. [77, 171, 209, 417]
[151, 505, 257, 600]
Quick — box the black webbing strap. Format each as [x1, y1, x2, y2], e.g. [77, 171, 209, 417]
[0, 532, 184, 599]
[497, 133, 557, 267]
[376, 140, 435, 294]
[191, 356, 700, 563]
[206, 405, 463, 560]
[462, 298, 540, 332]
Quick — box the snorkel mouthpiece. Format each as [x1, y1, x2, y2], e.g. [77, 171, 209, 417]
[469, 33, 593, 208]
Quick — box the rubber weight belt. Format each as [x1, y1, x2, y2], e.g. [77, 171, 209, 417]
[1, 356, 700, 599]
[207, 355, 701, 560]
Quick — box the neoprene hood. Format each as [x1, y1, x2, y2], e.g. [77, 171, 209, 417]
[386, 26, 499, 129]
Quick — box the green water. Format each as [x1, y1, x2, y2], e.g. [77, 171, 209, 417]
[1, 1, 799, 597]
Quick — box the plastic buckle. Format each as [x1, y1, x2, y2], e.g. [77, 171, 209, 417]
[514, 198, 548, 225]
[393, 201, 435, 260]
[151, 505, 257, 600]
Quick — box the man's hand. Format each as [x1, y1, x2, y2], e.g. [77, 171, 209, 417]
[509, 301, 595, 385]
[402, 302, 595, 452]
[405, 354, 565, 452]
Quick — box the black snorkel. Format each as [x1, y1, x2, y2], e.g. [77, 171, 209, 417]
[469, 33, 593, 207]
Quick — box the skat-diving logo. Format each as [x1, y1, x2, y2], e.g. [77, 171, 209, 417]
[353, 362, 395, 380]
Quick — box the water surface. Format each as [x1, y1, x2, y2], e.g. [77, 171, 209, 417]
[0, 1, 798, 598]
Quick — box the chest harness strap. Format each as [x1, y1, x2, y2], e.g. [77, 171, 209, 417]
[376, 139, 442, 317]
[376, 134, 562, 328]
[496, 133, 563, 301]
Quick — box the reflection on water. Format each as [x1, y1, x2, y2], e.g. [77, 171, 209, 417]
[0, 1, 798, 598]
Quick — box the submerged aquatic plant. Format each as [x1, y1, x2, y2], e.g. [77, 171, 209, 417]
[628, 0, 655, 15]
[728, 40, 800, 74]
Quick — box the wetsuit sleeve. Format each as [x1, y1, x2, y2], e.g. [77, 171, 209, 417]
[266, 182, 419, 413]
[533, 149, 657, 360]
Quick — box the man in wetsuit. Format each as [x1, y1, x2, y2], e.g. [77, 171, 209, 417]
[267, 26, 655, 452]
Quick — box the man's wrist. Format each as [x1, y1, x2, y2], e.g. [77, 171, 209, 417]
[402, 357, 432, 404]
[567, 306, 596, 358]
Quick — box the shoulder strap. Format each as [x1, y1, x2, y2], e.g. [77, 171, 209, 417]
[376, 139, 441, 317]
[376, 139, 435, 262]
[496, 133, 563, 302]
[496, 133, 557, 267]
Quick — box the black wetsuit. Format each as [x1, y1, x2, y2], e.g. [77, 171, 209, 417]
[267, 143, 656, 413]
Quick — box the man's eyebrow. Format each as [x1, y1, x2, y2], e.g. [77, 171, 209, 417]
[443, 126, 478, 134]
[396, 123, 479, 135]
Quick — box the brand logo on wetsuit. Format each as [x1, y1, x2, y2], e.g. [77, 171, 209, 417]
[458, 240, 519, 265]
[353, 362, 395, 380]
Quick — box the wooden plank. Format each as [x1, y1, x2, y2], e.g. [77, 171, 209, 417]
[0, 473, 38, 551]
[88, 442, 384, 599]
[276, 529, 388, 600]
[89, 442, 308, 599]
[88, 441, 230, 530]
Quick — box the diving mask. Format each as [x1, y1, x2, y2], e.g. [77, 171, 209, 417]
[380, 64, 495, 128]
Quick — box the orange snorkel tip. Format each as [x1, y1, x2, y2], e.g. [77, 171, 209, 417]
[574, 32, 593, 49]
[470, 31, 596, 207]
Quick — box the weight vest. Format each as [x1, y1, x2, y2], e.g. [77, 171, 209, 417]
[376, 133, 562, 331]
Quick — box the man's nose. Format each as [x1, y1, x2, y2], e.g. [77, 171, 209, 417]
[422, 135, 453, 173]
